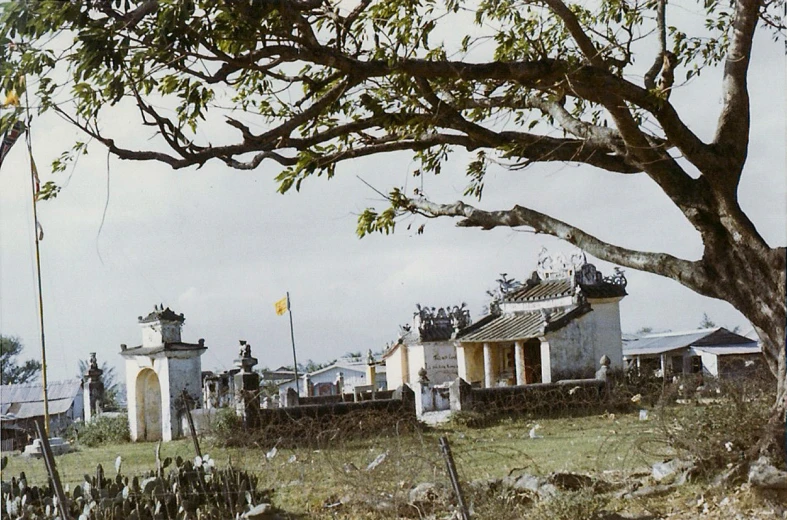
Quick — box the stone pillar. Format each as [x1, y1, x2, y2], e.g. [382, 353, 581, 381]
[83, 352, 104, 423]
[366, 349, 377, 395]
[233, 341, 260, 427]
[303, 374, 313, 397]
[659, 353, 668, 381]
[335, 371, 344, 396]
[483, 343, 494, 388]
[414, 367, 432, 417]
[514, 341, 526, 386]
[595, 355, 611, 382]
[540, 340, 552, 384]
[449, 378, 473, 412]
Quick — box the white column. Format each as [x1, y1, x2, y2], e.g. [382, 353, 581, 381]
[456, 345, 469, 381]
[514, 341, 526, 386]
[483, 343, 494, 388]
[660, 353, 667, 380]
[540, 340, 552, 384]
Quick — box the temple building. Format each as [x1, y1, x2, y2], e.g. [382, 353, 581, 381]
[455, 250, 628, 387]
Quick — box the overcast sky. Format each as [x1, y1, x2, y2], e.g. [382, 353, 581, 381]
[0, 7, 784, 385]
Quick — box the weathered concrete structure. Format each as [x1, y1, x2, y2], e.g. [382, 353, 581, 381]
[384, 304, 470, 388]
[122, 306, 206, 442]
[456, 250, 627, 387]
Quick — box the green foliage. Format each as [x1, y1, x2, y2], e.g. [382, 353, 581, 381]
[73, 415, 130, 447]
[1, 453, 273, 520]
[0, 335, 41, 384]
[211, 407, 243, 443]
[1, 0, 780, 227]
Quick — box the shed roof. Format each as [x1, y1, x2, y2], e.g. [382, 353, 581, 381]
[0, 379, 82, 419]
[0, 379, 82, 404]
[622, 328, 757, 357]
[692, 344, 762, 356]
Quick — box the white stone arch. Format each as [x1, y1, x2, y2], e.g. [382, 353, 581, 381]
[135, 368, 162, 441]
[121, 306, 207, 442]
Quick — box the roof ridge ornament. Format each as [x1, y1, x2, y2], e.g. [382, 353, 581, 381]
[413, 303, 472, 340]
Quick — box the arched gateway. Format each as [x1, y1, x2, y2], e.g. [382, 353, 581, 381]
[121, 306, 206, 442]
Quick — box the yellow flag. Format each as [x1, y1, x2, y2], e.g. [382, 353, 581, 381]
[3, 91, 19, 107]
[274, 296, 289, 316]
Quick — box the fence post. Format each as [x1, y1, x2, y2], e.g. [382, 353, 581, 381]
[34, 419, 70, 520]
[438, 436, 470, 520]
[182, 390, 202, 459]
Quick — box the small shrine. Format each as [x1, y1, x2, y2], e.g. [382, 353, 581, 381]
[121, 305, 207, 442]
[456, 248, 627, 387]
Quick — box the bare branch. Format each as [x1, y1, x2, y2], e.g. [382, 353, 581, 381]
[713, 0, 760, 174]
[644, 0, 667, 91]
[407, 196, 705, 288]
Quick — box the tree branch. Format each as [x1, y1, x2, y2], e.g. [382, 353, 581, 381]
[407, 197, 706, 289]
[713, 0, 759, 174]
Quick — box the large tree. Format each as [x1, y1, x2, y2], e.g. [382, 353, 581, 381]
[0, 0, 784, 434]
[0, 335, 41, 385]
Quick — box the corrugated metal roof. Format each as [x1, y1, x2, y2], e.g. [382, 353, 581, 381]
[457, 306, 586, 342]
[622, 328, 758, 357]
[692, 344, 761, 356]
[0, 379, 82, 404]
[2, 397, 77, 419]
[0, 380, 82, 419]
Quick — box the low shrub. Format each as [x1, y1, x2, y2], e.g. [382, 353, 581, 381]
[528, 488, 608, 520]
[74, 414, 130, 447]
[648, 372, 777, 473]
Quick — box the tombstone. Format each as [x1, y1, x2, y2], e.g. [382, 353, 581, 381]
[234, 341, 260, 427]
[122, 306, 207, 442]
[83, 352, 105, 423]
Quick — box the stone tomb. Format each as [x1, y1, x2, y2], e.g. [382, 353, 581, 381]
[121, 306, 206, 442]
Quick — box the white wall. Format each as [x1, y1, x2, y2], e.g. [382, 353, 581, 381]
[423, 341, 458, 384]
[545, 300, 623, 379]
[406, 345, 426, 386]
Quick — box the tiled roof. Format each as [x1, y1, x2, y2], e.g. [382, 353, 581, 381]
[504, 279, 573, 302]
[457, 305, 589, 343]
[138, 307, 185, 324]
[120, 341, 206, 357]
[622, 328, 757, 357]
[581, 283, 627, 299]
[503, 277, 626, 303]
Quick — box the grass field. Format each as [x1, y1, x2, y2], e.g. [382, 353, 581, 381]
[3, 411, 674, 517]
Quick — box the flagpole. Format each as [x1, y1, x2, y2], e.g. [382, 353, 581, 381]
[287, 292, 300, 394]
[22, 80, 50, 435]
